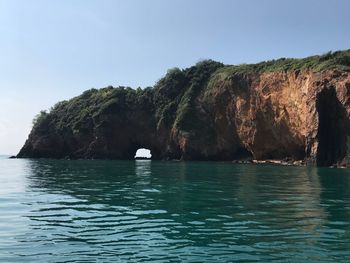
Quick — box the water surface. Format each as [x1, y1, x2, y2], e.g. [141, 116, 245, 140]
[1, 156, 350, 262]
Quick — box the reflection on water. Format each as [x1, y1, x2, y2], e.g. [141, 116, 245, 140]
[1, 159, 350, 262]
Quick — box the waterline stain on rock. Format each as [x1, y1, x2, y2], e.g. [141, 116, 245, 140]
[17, 50, 350, 167]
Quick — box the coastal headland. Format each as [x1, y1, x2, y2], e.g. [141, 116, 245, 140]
[17, 50, 350, 167]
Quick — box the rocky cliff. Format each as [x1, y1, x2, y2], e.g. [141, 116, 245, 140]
[17, 50, 350, 166]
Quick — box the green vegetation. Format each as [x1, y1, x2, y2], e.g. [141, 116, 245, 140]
[205, 49, 350, 95]
[32, 49, 350, 137]
[32, 110, 49, 128]
[222, 49, 350, 75]
[152, 60, 224, 133]
[33, 86, 155, 136]
[173, 60, 223, 130]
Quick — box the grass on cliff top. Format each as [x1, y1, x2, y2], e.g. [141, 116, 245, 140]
[205, 50, 350, 96]
[32, 50, 350, 134]
[217, 49, 350, 76]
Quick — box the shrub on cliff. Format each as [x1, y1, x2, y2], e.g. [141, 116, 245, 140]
[32, 110, 49, 128]
[174, 60, 223, 130]
[29, 49, 350, 140]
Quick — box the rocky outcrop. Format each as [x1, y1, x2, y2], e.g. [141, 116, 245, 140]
[17, 50, 350, 166]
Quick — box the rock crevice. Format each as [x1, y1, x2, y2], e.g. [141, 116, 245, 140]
[17, 51, 350, 167]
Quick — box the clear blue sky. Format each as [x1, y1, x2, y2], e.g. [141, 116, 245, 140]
[0, 0, 349, 154]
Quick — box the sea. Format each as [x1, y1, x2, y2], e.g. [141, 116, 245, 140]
[0, 155, 350, 262]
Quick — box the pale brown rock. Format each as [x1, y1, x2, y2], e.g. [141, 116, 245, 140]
[17, 55, 350, 167]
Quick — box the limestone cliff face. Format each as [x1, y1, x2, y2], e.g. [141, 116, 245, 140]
[17, 51, 350, 166]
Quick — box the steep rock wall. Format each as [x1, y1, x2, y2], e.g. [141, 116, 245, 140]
[17, 52, 350, 166]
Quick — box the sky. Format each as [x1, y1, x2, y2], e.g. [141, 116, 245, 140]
[0, 0, 349, 155]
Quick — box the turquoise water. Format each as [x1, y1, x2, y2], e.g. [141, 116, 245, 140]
[1, 156, 350, 262]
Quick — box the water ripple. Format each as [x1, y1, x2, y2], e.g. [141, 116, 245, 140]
[0, 159, 350, 262]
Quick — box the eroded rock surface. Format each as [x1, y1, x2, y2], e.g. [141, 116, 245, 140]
[17, 51, 350, 166]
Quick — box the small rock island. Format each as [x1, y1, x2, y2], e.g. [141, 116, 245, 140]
[17, 50, 350, 167]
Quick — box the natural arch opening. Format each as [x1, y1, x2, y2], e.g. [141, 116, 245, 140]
[316, 87, 347, 166]
[134, 148, 152, 160]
